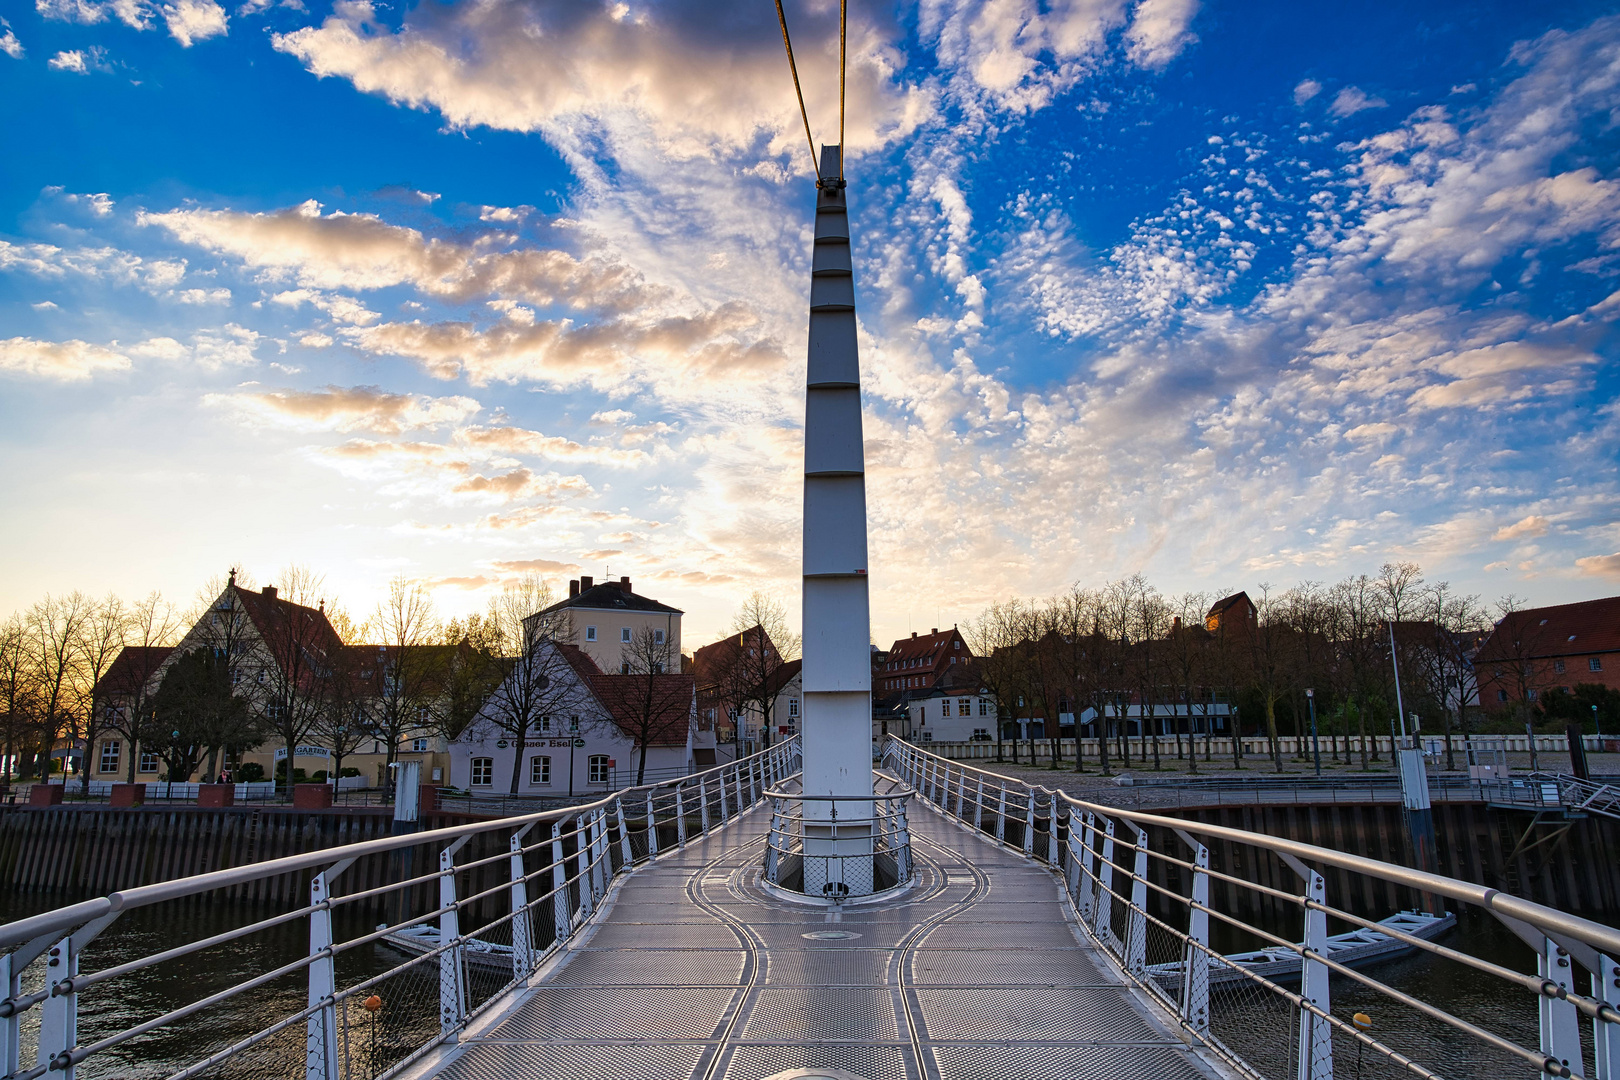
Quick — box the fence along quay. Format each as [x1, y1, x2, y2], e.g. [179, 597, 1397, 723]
[0, 733, 1613, 1080]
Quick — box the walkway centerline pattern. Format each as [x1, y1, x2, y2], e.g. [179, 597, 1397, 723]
[415, 800, 1230, 1080]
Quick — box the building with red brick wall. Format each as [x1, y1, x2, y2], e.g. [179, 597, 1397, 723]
[1473, 595, 1620, 709]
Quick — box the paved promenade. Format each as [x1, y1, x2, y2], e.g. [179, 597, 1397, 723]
[417, 802, 1230, 1080]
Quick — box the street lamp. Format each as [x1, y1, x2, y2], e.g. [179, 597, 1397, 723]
[1305, 689, 1320, 777]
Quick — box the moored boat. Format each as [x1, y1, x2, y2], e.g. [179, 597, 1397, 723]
[1147, 909, 1456, 987]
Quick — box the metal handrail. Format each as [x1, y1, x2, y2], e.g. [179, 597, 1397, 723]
[0, 737, 803, 1080]
[763, 783, 915, 899]
[884, 735, 1620, 1080]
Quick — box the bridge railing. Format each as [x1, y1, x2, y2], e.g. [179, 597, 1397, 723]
[0, 737, 801, 1080]
[763, 775, 916, 899]
[884, 736, 1620, 1080]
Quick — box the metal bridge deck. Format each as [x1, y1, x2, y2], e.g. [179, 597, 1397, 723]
[415, 803, 1225, 1080]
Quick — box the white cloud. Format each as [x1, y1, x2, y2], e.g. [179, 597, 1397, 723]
[207, 384, 482, 433]
[175, 286, 232, 304]
[31, 301, 58, 311]
[0, 336, 130, 380]
[1576, 553, 1620, 578]
[0, 29, 24, 58]
[36, 0, 151, 28]
[47, 48, 110, 73]
[0, 239, 185, 291]
[1494, 515, 1550, 541]
[1293, 78, 1320, 105]
[162, 0, 226, 45]
[1124, 0, 1199, 71]
[1329, 86, 1387, 117]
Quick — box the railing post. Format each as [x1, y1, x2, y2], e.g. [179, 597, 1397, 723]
[1047, 798, 1060, 866]
[303, 875, 338, 1080]
[438, 844, 468, 1038]
[575, 814, 596, 919]
[1124, 826, 1148, 976]
[39, 935, 78, 1080]
[590, 808, 609, 903]
[1022, 789, 1036, 856]
[0, 953, 14, 1078]
[1097, 818, 1116, 944]
[995, 784, 1008, 843]
[765, 798, 782, 884]
[1181, 841, 1210, 1037]
[551, 821, 570, 944]
[973, 775, 985, 832]
[699, 777, 711, 834]
[509, 826, 534, 981]
[1076, 812, 1097, 923]
[717, 768, 730, 822]
[646, 792, 659, 856]
[616, 797, 634, 868]
[1296, 867, 1333, 1080]
[675, 784, 688, 847]
[1540, 937, 1585, 1079]
[1595, 952, 1619, 1080]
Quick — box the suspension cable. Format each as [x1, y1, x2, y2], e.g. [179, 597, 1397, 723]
[772, 0, 820, 182]
[838, 0, 846, 181]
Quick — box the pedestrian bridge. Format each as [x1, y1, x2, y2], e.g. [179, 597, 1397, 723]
[2, 738, 1618, 1080]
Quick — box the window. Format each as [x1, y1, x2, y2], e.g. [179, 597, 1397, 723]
[586, 625, 597, 642]
[531, 756, 551, 785]
[973, 728, 989, 740]
[569, 716, 580, 733]
[471, 757, 494, 786]
[418, 706, 431, 723]
[588, 755, 610, 784]
[919, 731, 933, 743]
[621, 626, 632, 643]
[541, 715, 552, 733]
[266, 704, 286, 721]
[919, 706, 927, 724]
[411, 737, 430, 752]
[139, 751, 159, 774]
[1555, 660, 1566, 673]
[941, 702, 952, 717]
[1592, 657, 1605, 672]
[654, 628, 665, 644]
[788, 699, 799, 718]
[954, 640, 960, 649]
[1528, 688, 1539, 701]
[1497, 690, 1508, 703]
[958, 698, 971, 714]
[979, 700, 990, 716]
[98, 740, 120, 774]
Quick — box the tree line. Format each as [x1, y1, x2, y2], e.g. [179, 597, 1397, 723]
[962, 563, 1614, 774]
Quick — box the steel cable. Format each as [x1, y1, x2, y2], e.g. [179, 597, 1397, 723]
[772, 0, 819, 181]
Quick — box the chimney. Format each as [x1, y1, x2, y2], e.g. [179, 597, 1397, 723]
[580, 575, 594, 591]
[261, 585, 278, 600]
[911, 631, 917, 639]
[931, 628, 938, 635]
[620, 576, 631, 593]
[569, 579, 580, 599]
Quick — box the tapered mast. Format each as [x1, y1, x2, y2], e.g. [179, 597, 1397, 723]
[800, 144, 874, 816]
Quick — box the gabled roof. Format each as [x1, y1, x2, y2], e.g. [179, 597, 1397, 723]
[1475, 596, 1620, 663]
[95, 646, 174, 698]
[884, 626, 968, 665]
[767, 658, 802, 696]
[586, 672, 695, 747]
[539, 580, 682, 617]
[231, 584, 347, 660]
[693, 625, 779, 687]
[1205, 592, 1254, 631]
[557, 642, 604, 680]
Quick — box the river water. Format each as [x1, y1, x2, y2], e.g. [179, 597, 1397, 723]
[0, 890, 1606, 1080]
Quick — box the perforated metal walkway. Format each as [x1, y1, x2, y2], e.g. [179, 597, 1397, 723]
[416, 802, 1229, 1080]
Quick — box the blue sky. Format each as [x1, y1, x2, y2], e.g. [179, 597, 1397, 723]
[2, 0, 1617, 644]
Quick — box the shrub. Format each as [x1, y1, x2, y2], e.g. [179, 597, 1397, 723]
[235, 762, 265, 783]
[339, 767, 361, 778]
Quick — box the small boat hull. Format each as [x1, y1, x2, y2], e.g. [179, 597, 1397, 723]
[1147, 910, 1456, 988]
[377, 924, 517, 974]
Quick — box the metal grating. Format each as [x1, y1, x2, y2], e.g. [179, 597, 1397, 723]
[761, 949, 894, 986]
[436, 1042, 707, 1080]
[738, 988, 901, 1042]
[913, 986, 1162, 1042]
[584, 921, 743, 950]
[917, 922, 1082, 950]
[548, 950, 748, 986]
[487, 986, 736, 1041]
[930, 1044, 1215, 1080]
[907, 949, 1111, 986]
[721, 1044, 913, 1080]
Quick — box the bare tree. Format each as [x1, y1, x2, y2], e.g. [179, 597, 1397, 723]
[255, 566, 341, 790]
[0, 616, 38, 791]
[101, 593, 183, 782]
[372, 576, 443, 789]
[722, 592, 800, 750]
[965, 601, 1030, 764]
[615, 626, 697, 784]
[1246, 583, 1292, 772]
[1165, 592, 1211, 774]
[1425, 583, 1489, 770]
[25, 593, 94, 782]
[478, 576, 589, 794]
[71, 594, 129, 796]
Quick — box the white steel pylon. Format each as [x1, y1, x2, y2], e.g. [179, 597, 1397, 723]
[799, 144, 876, 895]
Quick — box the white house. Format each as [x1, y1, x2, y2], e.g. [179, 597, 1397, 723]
[450, 641, 712, 795]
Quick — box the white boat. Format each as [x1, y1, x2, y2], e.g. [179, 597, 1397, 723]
[1147, 909, 1456, 988]
[377, 924, 517, 973]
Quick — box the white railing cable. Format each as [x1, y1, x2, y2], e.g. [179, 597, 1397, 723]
[884, 736, 1619, 1080]
[0, 738, 802, 1080]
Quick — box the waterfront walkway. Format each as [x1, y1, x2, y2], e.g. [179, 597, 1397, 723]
[414, 801, 1229, 1080]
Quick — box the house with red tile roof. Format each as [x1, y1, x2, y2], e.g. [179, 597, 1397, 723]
[1474, 595, 1620, 709]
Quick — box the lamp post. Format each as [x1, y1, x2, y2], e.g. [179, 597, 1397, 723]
[1595, 704, 1602, 740]
[168, 730, 180, 801]
[1306, 688, 1320, 777]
